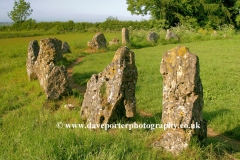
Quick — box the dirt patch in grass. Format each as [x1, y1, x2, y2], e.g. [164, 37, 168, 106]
[137, 110, 153, 117]
[208, 128, 240, 152]
[67, 57, 87, 94]
[84, 48, 107, 53]
[138, 109, 240, 153]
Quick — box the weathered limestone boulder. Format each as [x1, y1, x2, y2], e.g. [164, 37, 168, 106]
[165, 29, 179, 41]
[45, 65, 72, 99]
[92, 32, 106, 49]
[152, 46, 207, 155]
[109, 38, 119, 46]
[64, 104, 76, 110]
[87, 41, 96, 49]
[61, 41, 71, 53]
[87, 32, 106, 49]
[26, 40, 39, 81]
[27, 38, 72, 100]
[147, 32, 159, 42]
[80, 46, 138, 126]
[122, 28, 129, 44]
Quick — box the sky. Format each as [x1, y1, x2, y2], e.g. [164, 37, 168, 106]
[0, 0, 151, 22]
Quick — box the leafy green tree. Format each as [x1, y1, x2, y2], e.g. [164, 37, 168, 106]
[126, 0, 239, 28]
[8, 0, 33, 23]
[234, 0, 240, 26]
[105, 16, 119, 21]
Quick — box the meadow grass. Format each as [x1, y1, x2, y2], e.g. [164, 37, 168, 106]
[73, 38, 240, 158]
[0, 32, 240, 159]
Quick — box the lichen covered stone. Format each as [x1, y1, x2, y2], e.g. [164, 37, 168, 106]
[122, 28, 129, 44]
[147, 32, 159, 42]
[109, 38, 119, 46]
[80, 46, 138, 126]
[152, 129, 190, 155]
[152, 46, 206, 155]
[27, 38, 72, 100]
[61, 41, 71, 53]
[45, 65, 72, 99]
[87, 32, 106, 49]
[26, 40, 39, 81]
[87, 41, 96, 49]
[165, 29, 179, 41]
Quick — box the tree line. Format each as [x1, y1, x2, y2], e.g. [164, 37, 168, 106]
[127, 0, 240, 29]
[0, 18, 155, 32]
[2, 0, 240, 32]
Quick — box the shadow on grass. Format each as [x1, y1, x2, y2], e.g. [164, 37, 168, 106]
[135, 85, 141, 92]
[203, 108, 230, 122]
[201, 108, 240, 155]
[203, 108, 240, 140]
[129, 42, 156, 49]
[73, 71, 99, 86]
[207, 126, 240, 155]
[224, 125, 240, 141]
[126, 108, 240, 156]
[128, 111, 162, 127]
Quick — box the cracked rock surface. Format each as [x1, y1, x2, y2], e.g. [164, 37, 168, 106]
[80, 46, 138, 126]
[152, 46, 207, 155]
[147, 32, 159, 42]
[87, 32, 106, 49]
[26, 38, 72, 100]
[122, 28, 129, 44]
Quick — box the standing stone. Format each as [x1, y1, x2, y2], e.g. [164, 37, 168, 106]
[109, 38, 119, 46]
[45, 65, 72, 99]
[33, 38, 62, 90]
[27, 38, 72, 100]
[122, 28, 129, 44]
[147, 32, 159, 42]
[92, 32, 107, 49]
[80, 46, 138, 126]
[87, 41, 96, 49]
[61, 41, 71, 53]
[87, 32, 106, 49]
[152, 46, 207, 155]
[36, 38, 63, 65]
[165, 29, 179, 41]
[26, 40, 39, 81]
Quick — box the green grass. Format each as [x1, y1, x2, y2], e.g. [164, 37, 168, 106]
[74, 39, 240, 139]
[73, 38, 240, 158]
[0, 32, 121, 116]
[0, 32, 240, 159]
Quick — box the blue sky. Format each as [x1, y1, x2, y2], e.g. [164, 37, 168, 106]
[0, 0, 151, 22]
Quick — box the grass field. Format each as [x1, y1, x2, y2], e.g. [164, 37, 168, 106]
[0, 32, 240, 159]
[74, 38, 240, 139]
